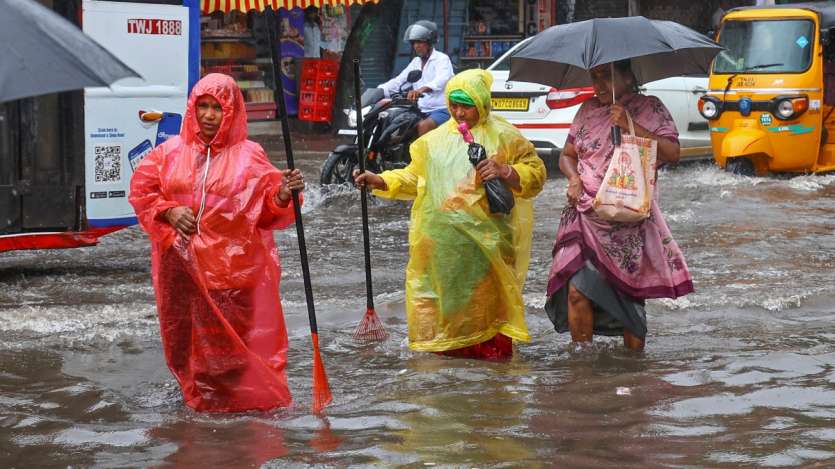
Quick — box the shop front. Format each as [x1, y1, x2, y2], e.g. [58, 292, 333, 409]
[460, 0, 557, 69]
[389, 0, 557, 76]
[198, 0, 377, 122]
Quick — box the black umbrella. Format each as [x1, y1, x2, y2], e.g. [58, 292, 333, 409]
[509, 16, 722, 89]
[0, 0, 139, 103]
[509, 16, 721, 145]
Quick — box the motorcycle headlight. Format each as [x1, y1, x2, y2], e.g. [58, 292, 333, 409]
[347, 109, 357, 128]
[699, 97, 720, 120]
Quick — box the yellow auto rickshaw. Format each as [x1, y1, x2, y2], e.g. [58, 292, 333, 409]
[702, 3, 835, 175]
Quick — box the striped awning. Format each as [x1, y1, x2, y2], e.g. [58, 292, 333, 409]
[201, 0, 380, 14]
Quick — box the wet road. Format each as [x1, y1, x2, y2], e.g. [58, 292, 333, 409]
[2, 151, 835, 468]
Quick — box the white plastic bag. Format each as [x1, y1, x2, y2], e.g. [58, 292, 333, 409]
[593, 111, 657, 222]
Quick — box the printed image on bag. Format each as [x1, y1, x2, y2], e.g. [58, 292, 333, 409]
[593, 111, 657, 223]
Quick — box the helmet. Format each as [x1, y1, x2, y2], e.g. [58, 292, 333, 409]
[403, 20, 438, 45]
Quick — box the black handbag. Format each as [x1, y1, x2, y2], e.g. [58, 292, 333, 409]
[467, 142, 514, 215]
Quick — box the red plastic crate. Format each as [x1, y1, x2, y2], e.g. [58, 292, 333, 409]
[299, 90, 316, 105]
[300, 59, 339, 86]
[316, 92, 333, 105]
[314, 105, 333, 122]
[318, 61, 339, 79]
[300, 66, 318, 82]
[300, 77, 317, 92]
[298, 104, 316, 121]
[316, 78, 335, 93]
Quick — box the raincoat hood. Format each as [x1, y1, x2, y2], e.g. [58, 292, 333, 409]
[182, 73, 248, 152]
[445, 68, 493, 127]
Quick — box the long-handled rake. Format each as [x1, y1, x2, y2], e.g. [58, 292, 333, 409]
[351, 58, 387, 342]
[267, 9, 332, 413]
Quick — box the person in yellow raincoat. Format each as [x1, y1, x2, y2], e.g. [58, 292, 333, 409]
[354, 69, 546, 359]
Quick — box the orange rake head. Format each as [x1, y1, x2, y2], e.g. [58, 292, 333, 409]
[353, 307, 388, 342]
[311, 333, 333, 413]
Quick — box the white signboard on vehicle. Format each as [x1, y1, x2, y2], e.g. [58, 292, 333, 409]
[83, 0, 191, 228]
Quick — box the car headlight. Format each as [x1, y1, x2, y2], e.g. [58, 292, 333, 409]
[699, 97, 720, 120]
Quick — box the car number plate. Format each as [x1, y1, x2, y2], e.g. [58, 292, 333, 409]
[491, 97, 529, 111]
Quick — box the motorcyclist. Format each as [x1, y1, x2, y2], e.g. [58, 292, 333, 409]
[377, 20, 454, 136]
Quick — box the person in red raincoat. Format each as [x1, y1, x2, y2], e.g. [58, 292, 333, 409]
[129, 73, 304, 412]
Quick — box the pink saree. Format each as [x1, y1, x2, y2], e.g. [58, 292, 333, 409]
[546, 93, 693, 300]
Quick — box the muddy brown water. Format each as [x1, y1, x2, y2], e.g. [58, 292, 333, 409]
[2, 153, 835, 468]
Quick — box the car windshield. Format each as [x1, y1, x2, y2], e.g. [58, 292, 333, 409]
[713, 19, 814, 74]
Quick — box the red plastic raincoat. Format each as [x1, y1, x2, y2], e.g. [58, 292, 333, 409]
[129, 74, 295, 412]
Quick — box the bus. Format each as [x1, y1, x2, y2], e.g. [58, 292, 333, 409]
[0, 0, 199, 251]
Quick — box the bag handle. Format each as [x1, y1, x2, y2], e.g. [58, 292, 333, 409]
[623, 109, 636, 136]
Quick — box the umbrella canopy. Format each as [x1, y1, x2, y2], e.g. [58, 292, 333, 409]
[201, 0, 380, 15]
[0, 0, 139, 103]
[509, 16, 723, 89]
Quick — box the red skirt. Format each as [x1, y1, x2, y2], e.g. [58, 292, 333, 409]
[435, 333, 513, 360]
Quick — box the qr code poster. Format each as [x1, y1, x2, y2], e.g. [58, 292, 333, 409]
[94, 144, 123, 183]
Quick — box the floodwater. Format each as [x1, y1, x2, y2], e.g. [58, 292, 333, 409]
[2, 155, 835, 468]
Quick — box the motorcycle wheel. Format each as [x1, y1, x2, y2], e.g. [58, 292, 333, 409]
[725, 157, 755, 176]
[320, 151, 358, 185]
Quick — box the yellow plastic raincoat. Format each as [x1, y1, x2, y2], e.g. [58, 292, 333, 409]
[373, 69, 546, 352]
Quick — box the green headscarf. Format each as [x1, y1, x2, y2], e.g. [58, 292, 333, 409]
[449, 89, 475, 106]
[444, 69, 493, 126]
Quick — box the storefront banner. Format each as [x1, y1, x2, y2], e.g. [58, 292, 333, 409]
[200, 0, 380, 15]
[278, 8, 304, 115]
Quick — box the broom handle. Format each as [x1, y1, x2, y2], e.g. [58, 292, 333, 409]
[269, 9, 318, 334]
[353, 59, 375, 310]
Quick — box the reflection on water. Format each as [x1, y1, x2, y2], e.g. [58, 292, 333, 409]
[1, 162, 835, 467]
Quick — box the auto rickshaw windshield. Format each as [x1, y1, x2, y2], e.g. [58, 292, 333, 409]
[714, 19, 815, 74]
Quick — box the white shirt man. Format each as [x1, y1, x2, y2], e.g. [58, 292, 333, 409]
[377, 46, 454, 135]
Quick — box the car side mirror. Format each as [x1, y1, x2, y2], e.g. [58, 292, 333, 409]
[406, 70, 422, 83]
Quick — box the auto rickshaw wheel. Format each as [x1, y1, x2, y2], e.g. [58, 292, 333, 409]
[725, 157, 755, 176]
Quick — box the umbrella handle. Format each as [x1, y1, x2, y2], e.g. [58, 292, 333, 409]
[610, 63, 621, 147]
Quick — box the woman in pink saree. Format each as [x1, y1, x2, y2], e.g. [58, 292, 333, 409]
[546, 60, 694, 351]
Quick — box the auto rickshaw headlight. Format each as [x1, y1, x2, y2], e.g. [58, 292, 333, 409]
[699, 97, 720, 120]
[776, 99, 795, 119]
[773, 96, 808, 120]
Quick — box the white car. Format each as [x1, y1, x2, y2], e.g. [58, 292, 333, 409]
[487, 38, 711, 160]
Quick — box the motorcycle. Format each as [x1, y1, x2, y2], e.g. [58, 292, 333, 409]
[320, 70, 424, 185]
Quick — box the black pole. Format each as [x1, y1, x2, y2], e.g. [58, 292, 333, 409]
[267, 8, 319, 334]
[352, 59, 374, 310]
